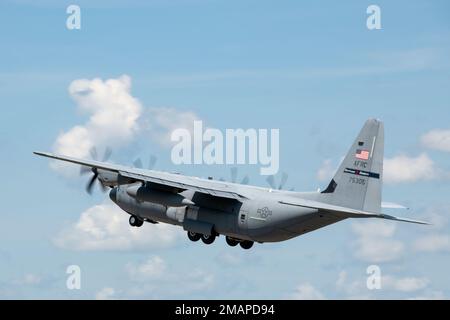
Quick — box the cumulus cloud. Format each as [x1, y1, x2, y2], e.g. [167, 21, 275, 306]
[52, 75, 142, 175]
[126, 256, 167, 281]
[214, 252, 243, 267]
[288, 283, 325, 300]
[335, 270, 367, 297]
[95, 287, 116, 300]
[317, 159, 336, 182]
[51, 75, 202, 176]
[125, 256, 215, 298]
[16, 274, 42, 286]
[382, 276, 429, 292]
[384, 153, 437, 184]
[421, 129, 450, 152]
[317, 152, 445, 184]
[409, 290, 446, 300]
[316, 154, 440, 184]
[53, 202, 181, 251]
[351, 221, 404, 263]
[141, 106, 201, 147]
[414, 234, 450, 253]
[335, 270, 430, 298]
[413, 207, 450, 253]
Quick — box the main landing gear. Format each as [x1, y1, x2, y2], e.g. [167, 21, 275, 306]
[225, 236, 239, 247]
[186, 232, 255, 250]
[187, 231, 217, 245]
[226, 236, 254, 250]
[239, 240, 254, 250]
[129, 215, 144, 227]
[187, 231, 201, 242]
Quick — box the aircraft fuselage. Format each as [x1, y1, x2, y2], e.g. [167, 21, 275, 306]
[109, 184, 323, 243]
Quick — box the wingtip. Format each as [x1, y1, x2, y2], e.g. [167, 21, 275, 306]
[380, 213, 431, 225]
[33, 151, 54, 158]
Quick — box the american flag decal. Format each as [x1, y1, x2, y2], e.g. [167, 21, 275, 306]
[355, 149, 369, 160]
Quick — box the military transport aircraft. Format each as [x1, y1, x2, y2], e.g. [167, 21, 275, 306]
[34, 119, 428, 250]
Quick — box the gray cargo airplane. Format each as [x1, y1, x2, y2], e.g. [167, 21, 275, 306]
[34, 119, 428, 250]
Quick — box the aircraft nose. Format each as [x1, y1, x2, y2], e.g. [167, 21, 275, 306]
[109, 187, 117, 203]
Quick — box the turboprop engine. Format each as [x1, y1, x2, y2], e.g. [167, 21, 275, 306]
[126, 184, 194, 207]
[97, 169, 120, 187]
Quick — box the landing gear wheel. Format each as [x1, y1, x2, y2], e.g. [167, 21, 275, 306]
[226, 236, 239, 247]
[187, 231, 201, 242]
[129, 215, 137, 226]
[135, 219, 144, 227]
[129, 215, 143, 227]
[240, 241, 254, 250]
[201, 234, 216, 245]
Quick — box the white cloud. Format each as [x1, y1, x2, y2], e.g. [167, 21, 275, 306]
[423, 210, 450, 230]
[95, 287, 116, 300]
[409, 290, 446, 300]
[52, 75, 142, 175]
[126, 256, 166, 281]
[383, 276, 429, 292]
[412, 208, 450, 253]
[17, 274, 42, 286]
[288, 283, 325, 300]
[53, 202, 181, 251]
[335, 270, 364, 296]
[317, 153, 440, 184]
[335, 270, 430, 298]
[141, 107, 200, 147]
[351, 221, 404, 263]
[124, 256, 215, 298]
[421, 129, 450, 152]
[384, 153, 437, 184]
[317, 159, 336, 182]
[215, 252, 242, 267]
[414, 234, 450, 253]
[336, 270, 347, 289]
[50, 75, 202, 175]
[335, 270, 372, 299]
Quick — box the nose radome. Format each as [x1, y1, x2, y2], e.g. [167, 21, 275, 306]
[109, 187, 117, 203]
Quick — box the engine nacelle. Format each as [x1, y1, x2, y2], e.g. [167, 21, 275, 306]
[97, 169, 119, 187]
[126, 185, 194, 207]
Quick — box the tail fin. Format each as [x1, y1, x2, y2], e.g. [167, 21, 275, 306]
[320, 118, 384, 213]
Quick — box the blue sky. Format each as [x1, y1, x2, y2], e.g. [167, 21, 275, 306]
[1, 0, 450, 299]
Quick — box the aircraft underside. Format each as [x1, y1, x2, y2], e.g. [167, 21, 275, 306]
[109, 184, 344, 250]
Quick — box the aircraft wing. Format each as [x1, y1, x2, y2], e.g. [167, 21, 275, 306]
[34, 152, 248, 201]
[279, 198, 430, 225]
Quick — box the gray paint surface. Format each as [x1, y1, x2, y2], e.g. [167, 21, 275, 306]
[34, 119, 428, 247]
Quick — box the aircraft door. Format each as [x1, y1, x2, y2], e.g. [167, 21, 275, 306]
[238, 209, 248, 231]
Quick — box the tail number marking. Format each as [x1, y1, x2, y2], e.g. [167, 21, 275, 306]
[349, 177, 366, 185]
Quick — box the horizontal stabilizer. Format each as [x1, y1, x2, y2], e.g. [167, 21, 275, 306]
[279, 199, 429, 225]
[382, 202, 409, 210]
[375, 213, 429, 225]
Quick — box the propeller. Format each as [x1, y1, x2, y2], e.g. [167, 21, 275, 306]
[80, 147, 112, 194]
[133, 155, 158, 170]
[265, 172, 294, 190]
[221, 167, 250, 185]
